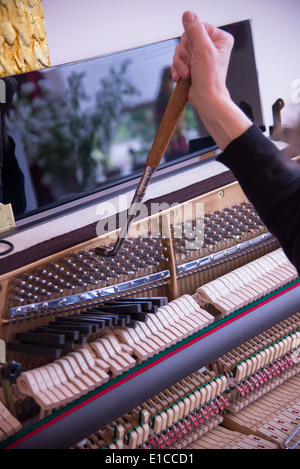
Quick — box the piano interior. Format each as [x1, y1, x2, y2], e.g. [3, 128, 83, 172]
[0, 175, 299, 449]
[0, 1, 299, 451]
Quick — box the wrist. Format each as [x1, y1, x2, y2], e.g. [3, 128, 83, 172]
[193, 93, 252, 151]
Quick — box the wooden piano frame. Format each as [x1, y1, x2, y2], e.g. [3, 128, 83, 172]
[0, 169, 299, 449]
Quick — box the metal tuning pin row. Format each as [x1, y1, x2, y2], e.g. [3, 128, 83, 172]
[172, 202, 267, 266]
[94, 235, 169, 272]
[8, 233, 169, 310]
[171, 218, 204, 255]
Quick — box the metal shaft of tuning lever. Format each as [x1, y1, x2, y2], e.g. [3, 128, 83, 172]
[95, 77, 191, 258]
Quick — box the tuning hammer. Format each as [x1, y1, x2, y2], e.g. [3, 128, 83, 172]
[95, 77, 191, 258]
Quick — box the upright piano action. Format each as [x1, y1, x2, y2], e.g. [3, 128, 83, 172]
[0, 176, 299, 449]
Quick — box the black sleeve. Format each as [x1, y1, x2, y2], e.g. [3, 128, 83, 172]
[216, 124, 300, 274]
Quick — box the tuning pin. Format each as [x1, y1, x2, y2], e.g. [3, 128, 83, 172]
[11, 296, 25, 306]
[13, 278, 26, 288]
[39, 289, 53, 297]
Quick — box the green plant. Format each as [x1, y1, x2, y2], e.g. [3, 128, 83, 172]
[8, 61, 137, 193]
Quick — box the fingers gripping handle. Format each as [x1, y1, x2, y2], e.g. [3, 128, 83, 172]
[145, 78, 191, 169]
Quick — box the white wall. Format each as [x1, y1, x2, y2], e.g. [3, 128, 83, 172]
[42, 0, 300, 131]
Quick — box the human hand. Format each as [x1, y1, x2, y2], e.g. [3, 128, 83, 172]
[171, 11, 234, 114]
[171, 11, 252, 150]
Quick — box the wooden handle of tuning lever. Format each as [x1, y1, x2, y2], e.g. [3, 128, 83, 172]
[145, 77, 191, 169]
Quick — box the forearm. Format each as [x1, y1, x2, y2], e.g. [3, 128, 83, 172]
[217, 124, 300, 266]
[217, 124, 300, 197]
